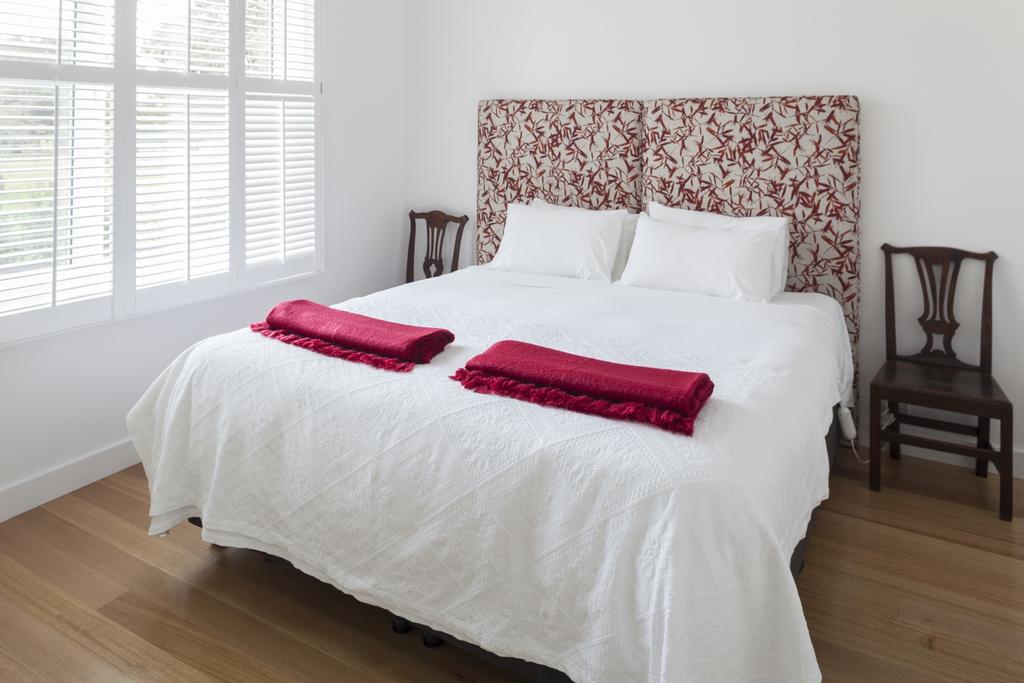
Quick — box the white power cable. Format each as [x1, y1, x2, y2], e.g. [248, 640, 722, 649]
[845, 410, 895, 465]
[838, 405, 875, 464]
[848, 438, 870, 464]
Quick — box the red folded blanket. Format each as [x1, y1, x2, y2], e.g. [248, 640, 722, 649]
[251, 299, 454, 372]
[451, 340, 714, 434]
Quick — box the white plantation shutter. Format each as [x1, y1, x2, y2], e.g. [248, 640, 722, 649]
[56, 84, 115, 303]
[245, 0, 314, 81]
[135, 90, 187, 288]
[242, 0, 317, 277]
[0, 0, 318, 343]
[0, 89, 113, 327]
[0, 0, 117, 332]
[0, 2, 59, 63]
[135, 89, 229, 289]
[244, 94, 313, 266]
[136, 0, 229, 74]
[0, 84, 56, 315]
[0, 0, 115, 66]
[188, 93, 230, 277]
[133, 0, 235, 311]
[61, 1, 118, 67]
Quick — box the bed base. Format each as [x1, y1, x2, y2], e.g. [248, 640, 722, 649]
[790, 403, 840, 577]
[185, 404, 839, 680]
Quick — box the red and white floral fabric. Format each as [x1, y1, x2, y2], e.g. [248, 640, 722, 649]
[477, 99, 644, 261]
[642, 97, 861, 354]
[477, 96, 861, 382]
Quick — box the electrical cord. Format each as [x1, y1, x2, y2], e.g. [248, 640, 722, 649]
[847, 438, 870, 464]
[844, 408, 895, 465]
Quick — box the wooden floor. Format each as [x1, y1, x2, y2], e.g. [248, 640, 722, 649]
[0, 450, 1021, 682]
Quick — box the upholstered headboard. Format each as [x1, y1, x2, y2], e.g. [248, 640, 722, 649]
[477, 96, 861, 380]
[477, 99, 645, 259]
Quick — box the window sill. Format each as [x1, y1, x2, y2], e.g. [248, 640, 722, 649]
[0, 266, 322, 350]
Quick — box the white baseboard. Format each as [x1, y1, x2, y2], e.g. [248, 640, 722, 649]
[0, 439, 140, 524]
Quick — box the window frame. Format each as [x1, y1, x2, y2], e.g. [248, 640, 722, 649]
[0, 0, 322, 345]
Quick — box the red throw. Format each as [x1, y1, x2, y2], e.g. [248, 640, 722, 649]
[252, 299, 455, 372]
[451, 340, 714, 435]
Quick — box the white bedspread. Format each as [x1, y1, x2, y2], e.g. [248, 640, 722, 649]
[128, 267, 852, 682]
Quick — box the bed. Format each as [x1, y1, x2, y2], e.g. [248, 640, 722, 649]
[129, 96, 860, 682]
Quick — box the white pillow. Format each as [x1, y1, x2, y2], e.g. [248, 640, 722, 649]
[531, 199, 638, 280]
[648, 202, 790, 295]
[489, 202, 624, 280]
[618, 215, 778, 301]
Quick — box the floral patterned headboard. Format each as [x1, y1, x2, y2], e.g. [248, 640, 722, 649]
[477, 96, 861, 379]
[477, 99, 645, 260]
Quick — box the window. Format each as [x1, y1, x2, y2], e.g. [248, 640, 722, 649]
[242, 0, 316, 280]
[0, 0, 116, 333]
[0, 0, 319, 343]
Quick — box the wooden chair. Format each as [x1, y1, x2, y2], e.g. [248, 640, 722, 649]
[406, 210, 469, 283]
[869, 244, 1013, 520]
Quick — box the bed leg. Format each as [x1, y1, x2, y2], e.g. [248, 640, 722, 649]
[421, 629, 444, 647]
[391, 615, 413, 634]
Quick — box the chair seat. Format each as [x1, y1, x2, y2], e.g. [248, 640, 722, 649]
[871, 359, 1010, 417]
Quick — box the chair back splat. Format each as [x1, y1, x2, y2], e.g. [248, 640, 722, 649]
[882, 244, 997, 373]
[407, 210, 470, 283]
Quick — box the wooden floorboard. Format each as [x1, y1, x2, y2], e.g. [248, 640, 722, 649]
[0, 448, 1021, 681]
[802, 449, 1024, 682]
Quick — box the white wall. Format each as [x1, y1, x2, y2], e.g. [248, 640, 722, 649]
[0, 0, 410, 521]
[405, 0, 1024, 465]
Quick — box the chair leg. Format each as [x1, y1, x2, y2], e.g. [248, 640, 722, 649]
[999, 417, 1013, 521]
[888, 401, 901, 460]
[870, 389, 881, 491]
[976, 417, 991, 477]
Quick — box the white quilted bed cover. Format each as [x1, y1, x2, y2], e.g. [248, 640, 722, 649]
[128, 267, 852, 682]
